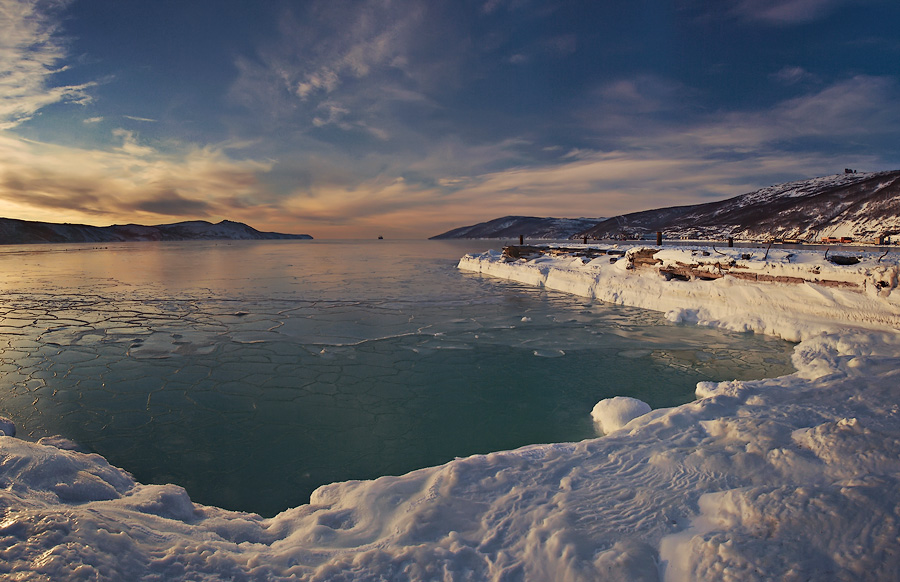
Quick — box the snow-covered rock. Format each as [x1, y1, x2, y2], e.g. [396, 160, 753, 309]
[591, 396, 652, 433]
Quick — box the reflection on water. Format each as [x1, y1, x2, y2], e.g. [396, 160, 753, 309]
[0, 240, 795, 516]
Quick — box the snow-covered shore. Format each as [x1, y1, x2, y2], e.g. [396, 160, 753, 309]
[2, 245, 900, 580]
[459, 245, 900, 342]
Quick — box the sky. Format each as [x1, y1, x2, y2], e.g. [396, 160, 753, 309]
[1, 0, 899, 239]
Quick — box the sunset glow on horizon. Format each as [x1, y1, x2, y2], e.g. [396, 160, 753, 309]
[2, 0, 899, 239]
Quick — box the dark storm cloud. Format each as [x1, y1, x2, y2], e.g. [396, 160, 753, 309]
[130, 190, 214, 216]
[0, 169, 108, 214]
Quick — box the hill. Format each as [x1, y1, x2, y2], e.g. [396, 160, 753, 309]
[430, 216, 604, 240]
[577, 170, 900, 242]
[0, 218, 313, 245]
[432, 171, 900, 243]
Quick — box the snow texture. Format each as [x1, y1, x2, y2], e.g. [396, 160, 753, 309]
[1, 245, 900, 580]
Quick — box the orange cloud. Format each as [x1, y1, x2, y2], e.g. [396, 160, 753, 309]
[0, 132, 275, 226]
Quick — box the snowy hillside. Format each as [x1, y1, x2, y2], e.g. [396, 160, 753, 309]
[578, 170, 900, 242]
[0, 218, 313, 244]
[430, 215, 604, 240]
[433, 171, 900, 243]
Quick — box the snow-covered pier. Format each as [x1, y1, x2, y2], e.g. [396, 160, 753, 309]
[461, 244, 900, 341]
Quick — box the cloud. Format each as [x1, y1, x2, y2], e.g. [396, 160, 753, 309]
[1, 0, 895, 240]
[594, 76, 691, 115]
[3, 126, 860, 239]
[132, 190, 213, 216]
[480, 0, 529, 15]
[303, 73, 895, 237]
[771, 65, 818, 85]
[238, 0, 425, 106]
[0, 0, 94, 129]
[240, 72, 900, 238]
[311, 101, 350, 128]
[267, 145, 872, 239]
[0, 132, 275, 226]
[226, 0, 578, 156]
[228, 0, 461, 140]
[506, 34, 576, 65]
[679, 0, 867, 25]
[296, 70, 340, 100]
[582, 74, 900, 156]
[731, 0, 849, 23]
[3, 68, 894, 239]
[481, 0, 504, 14]
[691, 75, 900, 147]
[112, 129, 157, 157]
[541, 34, 577, 57]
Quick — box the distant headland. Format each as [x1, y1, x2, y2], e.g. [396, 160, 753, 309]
[0, 218, 312, 245]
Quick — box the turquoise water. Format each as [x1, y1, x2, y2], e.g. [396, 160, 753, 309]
[0, 240, 795, 516]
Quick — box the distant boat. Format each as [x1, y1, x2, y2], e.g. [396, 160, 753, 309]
[378, 236, 384, 239]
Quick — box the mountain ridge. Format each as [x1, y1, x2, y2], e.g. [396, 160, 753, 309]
[432, 171, 900, 242]
[430, 215, 604, 240]
[578, 170, 900, 242]
[0, 218, 312, 245]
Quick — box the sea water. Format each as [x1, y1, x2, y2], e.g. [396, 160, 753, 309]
[0, 239, 795, 516]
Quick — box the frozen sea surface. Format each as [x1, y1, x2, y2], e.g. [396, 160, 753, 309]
[0, 240, 794, 516]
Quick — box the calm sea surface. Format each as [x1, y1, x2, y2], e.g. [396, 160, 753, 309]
[0, 239, 795, 516]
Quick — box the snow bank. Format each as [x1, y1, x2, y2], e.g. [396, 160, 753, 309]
[459, 245, 900, 342]
[1, 245, 900, 580]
